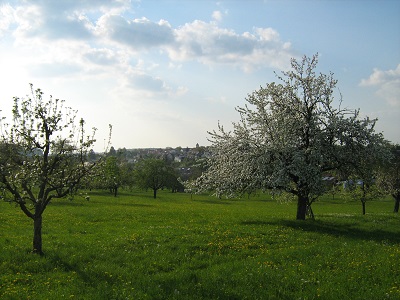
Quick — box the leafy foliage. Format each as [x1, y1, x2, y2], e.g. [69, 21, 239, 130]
[102, 156, 122, 196]
[345, 140, 392, 214]
[134, 158, 180, 198]
[377, 144, 400, 212]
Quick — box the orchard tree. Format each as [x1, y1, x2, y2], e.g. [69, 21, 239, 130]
[0, 84, 107, 255]
[166, 167, 185, 193]
[347, 140, 390, 215]
[103, 156, 122, 197]
[192, 54, 387, 220]
[134, 158, 175, 198]
[95, 155, 134, 196]
[377, 144, 400, 213]
[345, 178, 382, 216]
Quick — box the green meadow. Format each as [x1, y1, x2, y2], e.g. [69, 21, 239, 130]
[1, 190, 399, 300]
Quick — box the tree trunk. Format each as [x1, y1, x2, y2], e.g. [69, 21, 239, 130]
[362, 199, 366, 215]
[296, 195, 308, 220]
[307, 204, 315, 220]
[153, 188, 157, 199]
[33, 214, 44, 255]
[394, 195, 400, 213]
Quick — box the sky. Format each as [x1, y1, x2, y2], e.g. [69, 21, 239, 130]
[0, 0, 399, 151]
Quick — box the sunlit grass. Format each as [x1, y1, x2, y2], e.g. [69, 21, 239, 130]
[1, 190, 399, 299]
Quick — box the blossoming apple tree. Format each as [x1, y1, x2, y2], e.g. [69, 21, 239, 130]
[0, 84, 106, 255]
[192, 54, 387, 220]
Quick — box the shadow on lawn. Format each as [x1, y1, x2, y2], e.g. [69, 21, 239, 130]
[47, 253, 119, 290]
[194, 199, 233, 205]
[241, 219, 400, 244]
[104, 202, 154, 208]
[50, 200, 153, 208]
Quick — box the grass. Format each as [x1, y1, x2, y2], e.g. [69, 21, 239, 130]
[0, 190, 399, 299]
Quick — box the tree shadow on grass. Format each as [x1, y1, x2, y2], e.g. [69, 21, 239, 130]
[241, 219, 400, 245]
[47, 253, 119, 290]
[48, 201, 85, 206]
[49, 201, 153, 208]
[105, 202, 154, 208]
[195, 199, 233, 205]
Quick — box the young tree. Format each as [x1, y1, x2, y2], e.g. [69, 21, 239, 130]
[134, 158, 175, 198]
[377, 144, 400, 213]
[346, 179, 383, 216]
[192, 54, 387, 220]
[94, 155, 134, 196]
[0, 84, 106, 255]
[347, 139, 390, 215]
[103, 156, 122, 197]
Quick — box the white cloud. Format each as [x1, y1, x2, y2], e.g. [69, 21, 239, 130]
[4, 1, 294, 76]
[8, 0, 131, 42]
[360, 64, 400, 106]
[167, 20, 294, 71]
[112, 66, 188, 101]
[0, 0, 295, 114]
[84, 48, 120, 66]
[12, 4, 94, 41]
[0, 3, 15, 37]
[95, 15, 175, 50]
[360, 64, 400, 86]
[127, 72, 166, 92]
[212, 10, 223, 22]
[254, 27, 280, 42]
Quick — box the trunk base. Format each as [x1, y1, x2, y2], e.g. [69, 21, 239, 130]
[394, 196, 400, 213]
[32, 249, 44, 256]
[296, 196, 308, 220]
[33, 215, 44, 255]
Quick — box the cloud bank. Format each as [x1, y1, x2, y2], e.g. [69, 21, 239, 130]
[361, 64, 400, 107]
[0, 0, 295, 97]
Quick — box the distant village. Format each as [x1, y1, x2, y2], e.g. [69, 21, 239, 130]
[102, 143, 211, 164]
[90, 144, 211, 182]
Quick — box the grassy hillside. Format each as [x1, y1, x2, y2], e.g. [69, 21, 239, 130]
[1, 190, 399, 299]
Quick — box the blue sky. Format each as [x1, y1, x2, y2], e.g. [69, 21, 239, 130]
[0, 0, 399, 151]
